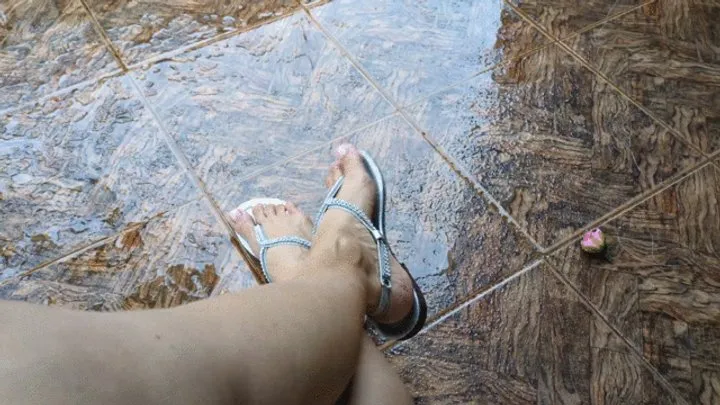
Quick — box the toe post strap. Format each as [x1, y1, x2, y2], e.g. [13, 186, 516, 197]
[253, 224, 311, 283]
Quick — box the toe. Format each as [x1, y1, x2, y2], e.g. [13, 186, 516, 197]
[273, 204, 287, 216]
[227, 208, 260, 254]
[334, 144, 364, 176]
[252, 204, 265, 220]
[228, 207, 255, 234]
[285, 201, 298, 214]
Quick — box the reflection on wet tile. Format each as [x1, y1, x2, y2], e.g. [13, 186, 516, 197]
[215, 116, 537, 317]
[132, 13, 393, 198]
[0, 76, 197, 279]
[86, 0, 301, 65]
[565, 0, 720, 154]
[0, 0, 118, 110]
[388, 264, 677, 404]
[406, 43, 703, 247]
[550, 164, 720, 404]
[311, 0, 546, 105]
[0, 200, 252, 310]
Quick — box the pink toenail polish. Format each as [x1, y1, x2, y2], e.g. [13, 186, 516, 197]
[229, 208, 244, 222]
[335, 144, 353, 158]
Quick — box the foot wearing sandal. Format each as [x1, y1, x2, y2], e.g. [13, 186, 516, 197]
[312, 144, 417, 326]
[228, 202, 313, 283]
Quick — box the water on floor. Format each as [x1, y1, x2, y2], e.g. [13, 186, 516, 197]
[1, 0, 719, 403]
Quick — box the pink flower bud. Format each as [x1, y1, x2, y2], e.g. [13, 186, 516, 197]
[581, 228, 606, 253]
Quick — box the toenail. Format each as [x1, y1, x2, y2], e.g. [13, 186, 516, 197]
[228, 208, 244, 222]
[335, 143, 355, 158]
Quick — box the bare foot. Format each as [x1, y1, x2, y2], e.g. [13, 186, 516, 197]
[228, 202, 313, 283]
[314, 144, 414, 324]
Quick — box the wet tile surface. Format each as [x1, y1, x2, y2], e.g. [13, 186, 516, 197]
[508, 0, 642, 38]
[311, 0, 544, 105]
[0, 199, 252, 310]
[1, 0, 718, 401]
[563, 0, 720, 154]
[0, 0, 118, 111]
[86, 0, 301, 65]
[216, 115, 537, 317]
[549, 163, 720, 404]
[406, 42, 703, 248]
[132, 13, 394, 197]
[388, 263, 678, 404]
[0, 76, 197, 279]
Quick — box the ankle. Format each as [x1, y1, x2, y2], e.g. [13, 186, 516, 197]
[310, 228, 364, 268]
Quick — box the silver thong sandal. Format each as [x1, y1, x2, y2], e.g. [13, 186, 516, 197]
[313, 151, 427, 340]
[231, 198, 312, 284]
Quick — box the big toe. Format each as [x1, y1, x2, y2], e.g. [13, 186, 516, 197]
[228, 207, 259, 253]
[334, 144, 365, 178]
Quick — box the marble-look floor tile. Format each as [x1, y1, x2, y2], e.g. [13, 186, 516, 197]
[0, 76, 197, 279]
[508, 0, 643, 38]
[388, 263, 677, 404]
[311, 0, 549, 105]
[564, 0, 720, 154]
[0, 199, 252, 310]
[0, 0, 118, 110]
[132, 13, 393, 199]
[85, 0, 301, 66]
[406, 43, 703, 248]
[549, 163, 720, 404]
[215, 116, 537, 317]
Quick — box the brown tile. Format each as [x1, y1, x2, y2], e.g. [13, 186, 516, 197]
[131, 13, 394, 198]
[508, 0, 643, 39]
[388, 263, 676, 404]
[0, 199, 252, 310]
[0, 0, 118, 110]
[692, 360, 720, 405]
[406, 42, 703, 248]
[86, 0, 300, 65]
[549, 163, 720, 404]
[0, 76, 198, 279]
[311, 0, 549, 105]
[565, 0, 720, 154]
[215, 116, 537, 317]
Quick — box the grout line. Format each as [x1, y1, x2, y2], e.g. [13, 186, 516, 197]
[213, 113, 400, 188]
[381, 259, 544, 352]
[0, 197, 205, 287]
[0, 235, 118, 287]
[124, 6, 309, 71]
[1, 0, 324, 117]
[125, 0, 330, 71]
[301, 0, 660, 254]
[544, 262, 691, 405]
[504, 0, 720, 255]
[77, 0, 129, 71]
[125, 76, 236, 237]
[397, 109, 545, 251]
[540, 132, 717, 256]
[300, 2, 545, 251]
[396, 0, 656, 112]
[0, 69, 125, 116]
[504, 0, 710, 162]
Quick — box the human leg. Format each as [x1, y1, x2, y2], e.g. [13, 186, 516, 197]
[0, 211, 377, 405]
[229, 202, 413, 405]
[343, 336, 413, 405]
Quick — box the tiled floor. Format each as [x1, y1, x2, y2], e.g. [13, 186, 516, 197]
[1, 0, 718, 403]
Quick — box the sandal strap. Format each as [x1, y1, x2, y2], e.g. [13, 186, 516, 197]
[254, 225, 311, 283]
[315, 191, 392, 317]
[312, 175, 346, 235]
